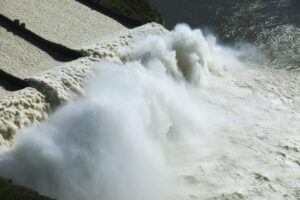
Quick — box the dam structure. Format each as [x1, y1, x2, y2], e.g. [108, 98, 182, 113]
[0, 1, 299, 200]
[0, 0, 164, 198]
[0, 0, 163, 143]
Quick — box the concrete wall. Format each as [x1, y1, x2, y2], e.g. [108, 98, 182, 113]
[0, 0, 166, 146]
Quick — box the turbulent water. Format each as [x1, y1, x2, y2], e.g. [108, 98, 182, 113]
[0, 3, 300, 199]
[150, 0, 300, 69]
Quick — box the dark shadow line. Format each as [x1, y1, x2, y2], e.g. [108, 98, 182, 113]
[0, 14, 83, 62]
[0, 69, 28, 91]
[74, 0, 141, 28]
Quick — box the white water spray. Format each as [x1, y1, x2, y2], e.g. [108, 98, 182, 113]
[0, 24, 285, 200]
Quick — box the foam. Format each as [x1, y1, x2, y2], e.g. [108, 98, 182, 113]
[0, 88, 49, 145]
[27, 23, 167, 108]
[1, 23, 300, 200]
[0, 23, 166, 144]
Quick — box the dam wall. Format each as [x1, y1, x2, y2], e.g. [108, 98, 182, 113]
[0, 1, 165, 198]
[0, 0, 166, 145]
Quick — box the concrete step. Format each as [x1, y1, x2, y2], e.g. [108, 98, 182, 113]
[0, 22, 167, 145]
[0, 0, 131, 106]
[0, 24, 62, 79]
[0, 0, 127, 49]
[26, 23, 167, 108]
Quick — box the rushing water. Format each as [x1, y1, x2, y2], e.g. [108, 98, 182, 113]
[0, 2, 300, 200]
[150, 0, 300, 69]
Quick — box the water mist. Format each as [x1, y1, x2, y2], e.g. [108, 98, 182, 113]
[0, 24, 259, 200]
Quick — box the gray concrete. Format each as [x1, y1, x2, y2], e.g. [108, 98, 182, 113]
[0, 0, 127, 49]
[0, 25, 61, 79]
[0, 88, 11, 98]
[0, 0, 128, 103]
[0, 23, 167, 143]
[27, 23, 167, 108]
[0, 0, 146, 143]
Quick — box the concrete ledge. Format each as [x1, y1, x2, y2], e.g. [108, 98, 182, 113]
[0, 0, 127, 49]
[83, 23, 167, 58]
[0, 23, 166, 144]
[26, 58, 95, 109]
[26, 23, 167, 108]
[0, 25, 62, 79]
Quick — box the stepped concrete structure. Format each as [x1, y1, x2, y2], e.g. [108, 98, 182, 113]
[0, 0, 165, 198]
[0, 0, 166, 145]
[1, 1, 300, 200]
[0, 0, 127, 49]
[0, 0, 127, 79]
[0, 24, 62, 79]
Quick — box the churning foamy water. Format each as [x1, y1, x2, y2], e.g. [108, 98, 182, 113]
[0, 24, 299, 200]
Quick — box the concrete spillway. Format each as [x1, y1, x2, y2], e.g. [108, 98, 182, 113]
[0, 0, 165, 144]
[0, 1, 299, 200]
[0, 1, 164, 198]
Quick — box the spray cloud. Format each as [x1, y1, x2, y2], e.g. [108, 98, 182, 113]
[0, 24, 252, 200]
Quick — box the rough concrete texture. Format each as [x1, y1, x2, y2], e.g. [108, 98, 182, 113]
[27, 23, 167, 108]
[0, 22, 165, 145]
[0, 22, 167, 199]
[26, 58, 96, 109]
[0, 25, 61, 79]
[0, 88, 49, 146]
[0, 0, 127, 49]
[84, 23, 167, 58]
[0, 88, 11, 98]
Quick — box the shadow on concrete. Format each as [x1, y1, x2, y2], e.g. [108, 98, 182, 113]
[0, 14, 83, 62]
[0, 69, 28, 91]
[75, 0, 140, 28]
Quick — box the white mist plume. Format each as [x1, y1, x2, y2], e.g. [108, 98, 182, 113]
[129, 24, 244, 84]
[0, 24, 251, 200]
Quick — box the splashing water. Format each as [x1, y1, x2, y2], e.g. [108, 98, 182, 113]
[0, 24, 299, 200]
